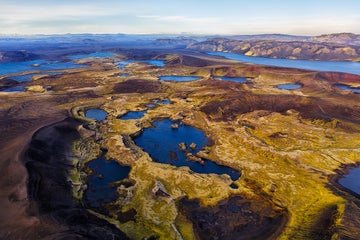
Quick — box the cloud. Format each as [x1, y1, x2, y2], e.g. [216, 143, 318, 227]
[0, 0, 358, 35]
[0, 3, 125, 24]
[138, 15, 221, 24]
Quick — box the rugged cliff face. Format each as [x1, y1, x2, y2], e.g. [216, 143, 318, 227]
[187, 33, 360, 61]
[24, 118, 130, 240]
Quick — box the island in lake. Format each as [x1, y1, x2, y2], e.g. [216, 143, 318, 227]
[1, 33, 360, 240]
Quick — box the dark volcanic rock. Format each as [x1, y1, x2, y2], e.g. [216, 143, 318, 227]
[179, 196, 286, 240]
[113, 79, 162, 94]
[0, 78, 19, 91]
[200, 92, 360, 124]
[24, 118, 129, 240]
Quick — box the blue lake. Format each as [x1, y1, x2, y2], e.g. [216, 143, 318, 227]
[85, 157, 131, 208]
[215, 76, 248, 83]
[1, 86, 26, 92]
[0, 59, 87, 76]
[119, 110, 147, 120]
[134, 119, 240, 181]
[208, 52, 360, 76]
[159, 76, 200, 82]
[85, 109, 108, 121]
[339, 166, 360, 195]
[276, 83, 302, 90]
[69, 52, 117, 60]
[120, 73, 133, 77]
[10, 72, 62, 82]
[334, 84, 360, 94]
[152, 98, 172, 105]
[116, 60, 165, 69]
[146, 104, 157, 108]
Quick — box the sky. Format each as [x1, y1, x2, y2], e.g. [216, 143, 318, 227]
[0, 0, 359, 35]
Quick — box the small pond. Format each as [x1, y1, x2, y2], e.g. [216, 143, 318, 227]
[134, 118, 240, 181]
[1, 86, 26, 92]
[120, 73, 133, 77]
[69, 52, 117, 60]
[85, 109, 108, 121]
[146, 104, 157, 109]
[215, 76, 248, 83]
[334, 84, 360, 94]
[339, 166, 360, 195]
[116, 60, 165, 69]
[119, 110, 147, 120]
[152, 98, 172, 105]
[276, 83, 302, 90]
[159, 76, 200, 82]
[85, 156, 131, 208]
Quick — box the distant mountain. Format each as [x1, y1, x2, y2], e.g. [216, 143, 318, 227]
[223, 34, 309, 42]
[1, 33, 359, 62]
[187, 33, 360, 61]
[0, 51, 39, 63]
[309, 33, 360, 46]
[154, 37, 198, 47]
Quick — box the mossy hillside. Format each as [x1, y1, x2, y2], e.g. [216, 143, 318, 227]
[94, 73, 360, 239]
[50, 53, 360, 239]
[201, 111, 360, 239]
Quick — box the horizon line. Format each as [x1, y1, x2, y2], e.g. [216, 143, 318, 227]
[0, 32, 358, 37]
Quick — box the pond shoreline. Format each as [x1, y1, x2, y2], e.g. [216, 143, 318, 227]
[23, 117, 130, 239]
[329, 163, 360, 199]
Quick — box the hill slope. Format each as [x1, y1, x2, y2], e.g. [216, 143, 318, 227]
[187, 33, 360, 61]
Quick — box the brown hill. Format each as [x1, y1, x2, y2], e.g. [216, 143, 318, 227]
[187, 33, 360, 62]
[310, 33, 360, 46]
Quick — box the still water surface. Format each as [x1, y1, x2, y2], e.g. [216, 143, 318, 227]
[208, 52, 360, 75]
[134, 119, 240, 181]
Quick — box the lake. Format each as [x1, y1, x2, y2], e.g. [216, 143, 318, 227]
[69, 52, 117, 60]
[116, 59, 165, 69]
[134, 119, 240, 181]
[1, 52, 116, 77]
[119, 110, 147, 120]
[0, 59, 87, 76]
[10, 72, 62, 82]
[159, 76, 200, 82]
[334, 84, 360, 94]
[1, 86, 26, 92]
[146, 104, 157, 109]
[339, 166, 360, 195]
[85, 156, 131, 208]
[85, 109, 108, 121]
[276, 83, 302, 90]
[120, 73, 133, 77]
[208, 52, 360, 75]
[152, 98, 172, 105]
[215, 76, 248, 83]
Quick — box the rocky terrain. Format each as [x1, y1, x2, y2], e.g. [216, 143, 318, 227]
[0, 36, 360, 239]
[187, 33, 360, 61]
[310, 33, 360, 45]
